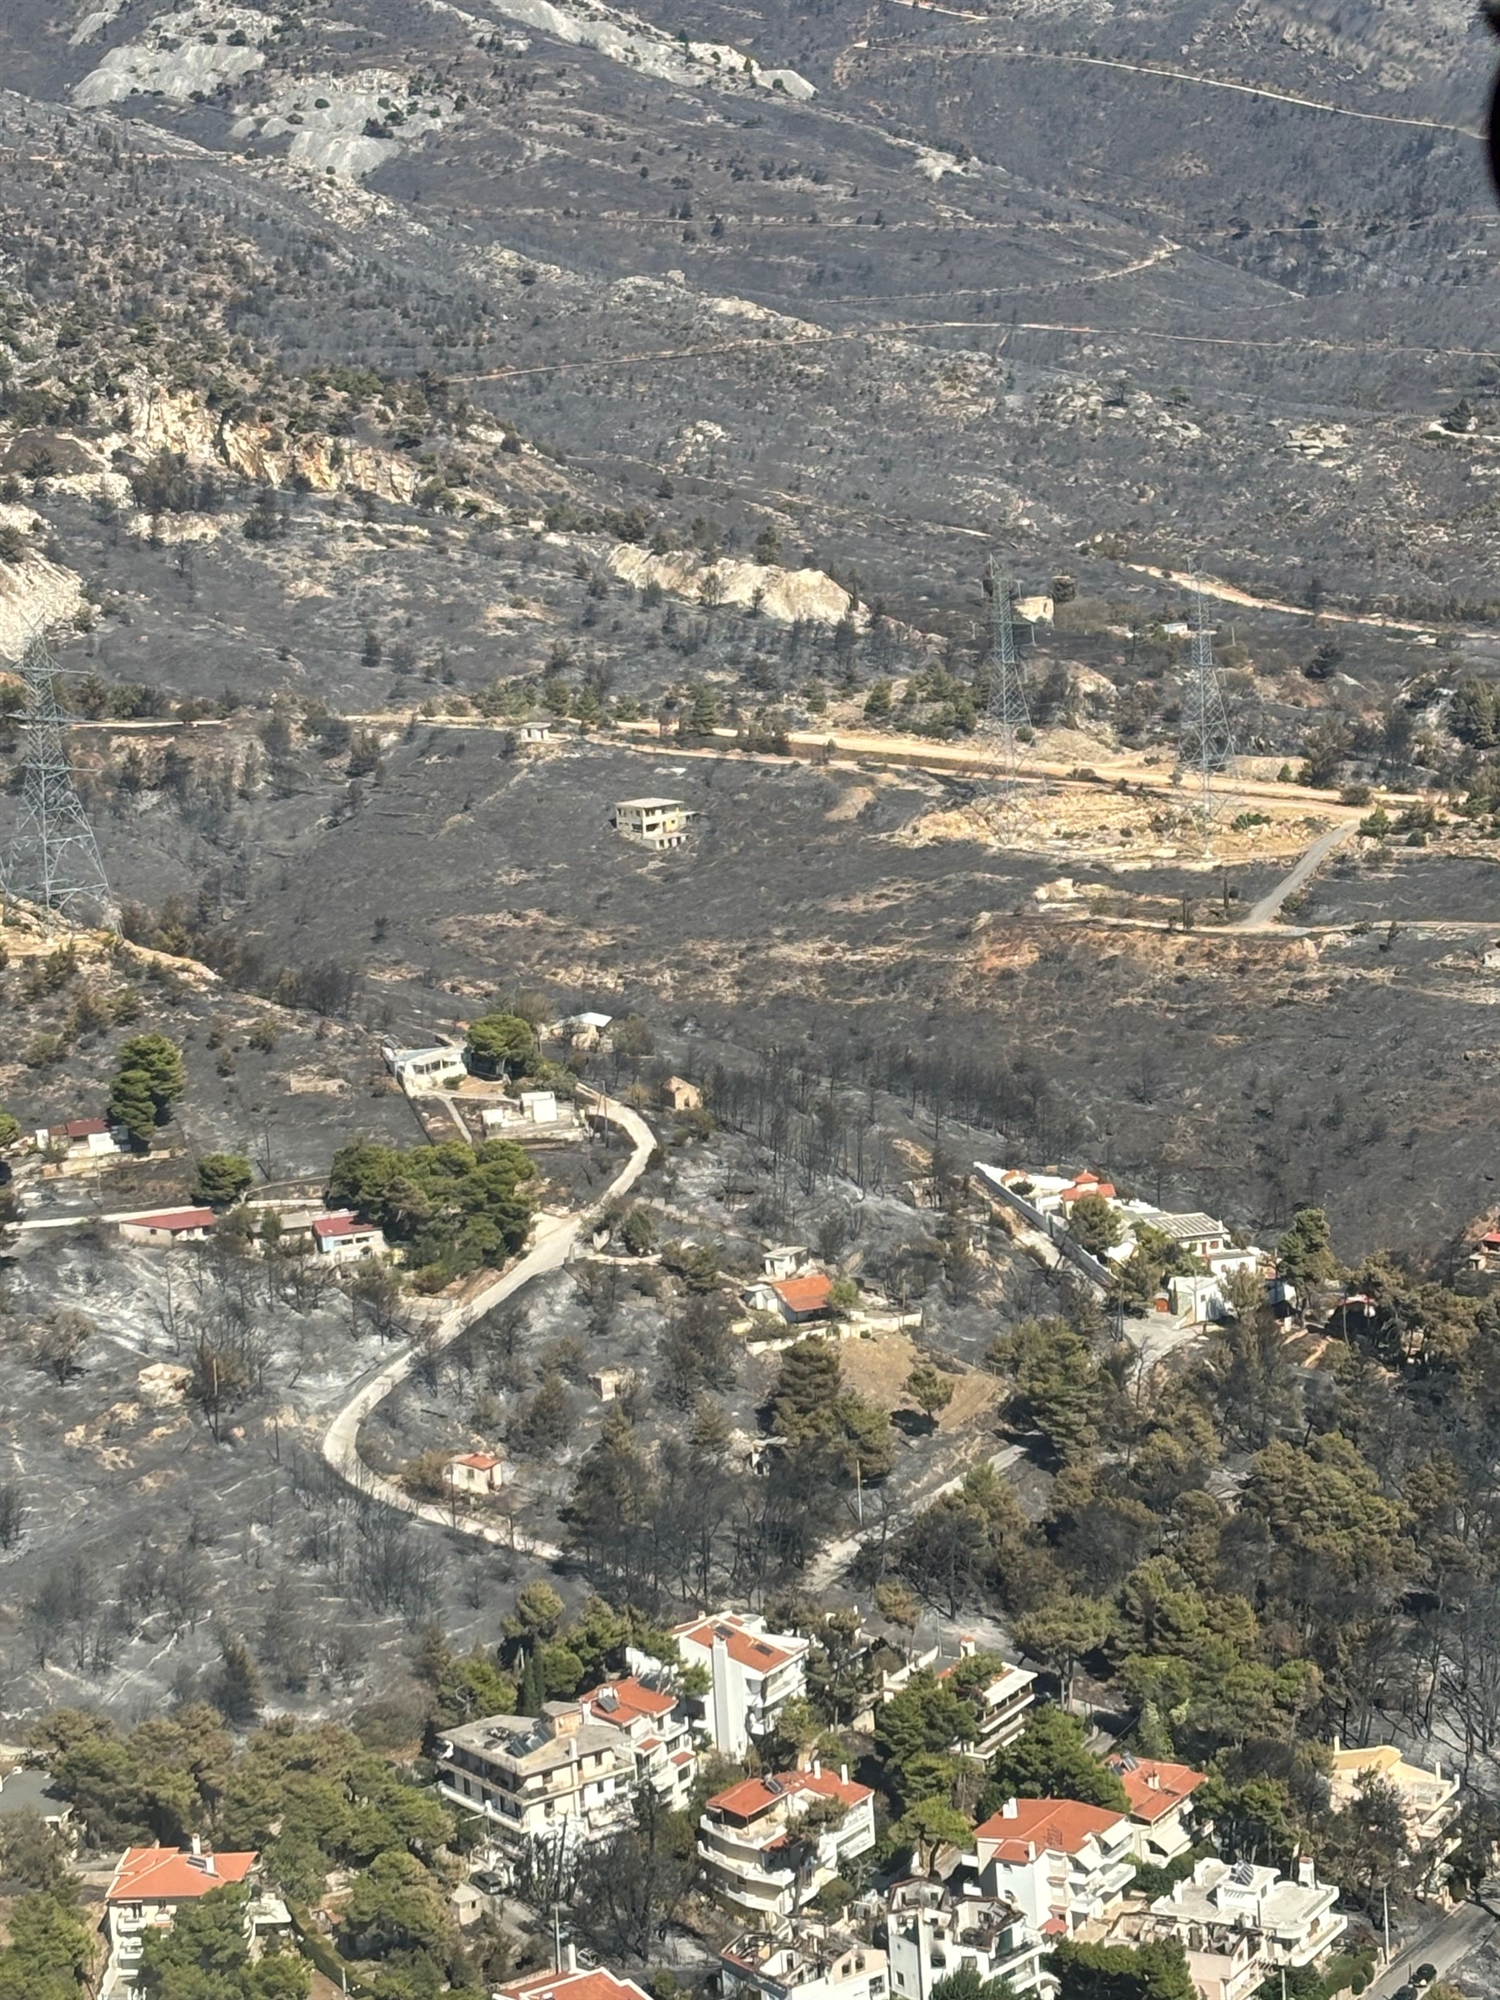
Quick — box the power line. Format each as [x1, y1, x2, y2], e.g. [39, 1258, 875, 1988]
[1178, 570, 1235, 830]
[981, 554, 1032, 793]
[3, 628, 116, 929]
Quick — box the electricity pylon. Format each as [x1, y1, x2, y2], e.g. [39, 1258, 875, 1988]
[1178, 570, 1235, 829]
[981, 554, 1032, 794]
[3, 628, 115, 928]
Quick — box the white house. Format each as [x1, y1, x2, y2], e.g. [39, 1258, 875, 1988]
[1327, 1740, 1459, 1889]
[722, 1915, 889, 2000]
[102, 1844, 264, 1997]
[444, 1451, 510, 1497]
[310, 1211, 387, 1264]
[547, 1011, 613, 1050]
[936, 1640, 1036, 1760]
[1152, 1857, 1346, 1970]
[885, 1879, 1045, 2000]
[436, 1702, 637, 1859]
[35, 1117, 119, 1159]
[673, 1611, 810, 1757]
[698, 1766, 876, 1920]
[118, 1208, 217, 1246]
[1106, 1753, 1207, 1865]
[382, 1043, 468, 1090]
[612, 798, 698, 850]
[763, 1245, 810, 1280]
[584, 1675, 697, 1810]
[971, 1797, 1136, 1936]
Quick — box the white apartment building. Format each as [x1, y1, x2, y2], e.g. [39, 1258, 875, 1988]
[971, 1797, 1136, 1936]
[436, 1702, 636, 1857]
[612, 798, 698, 849]
[937, 1641, 1037, 1760]
[673, 1612, 810, 1757]
[583, 1675, 697, 1811]
[1152, 1858, 1346, 1970]
[102, 1845, 276, 1997]
[699, 1766, 876, 1920]
[885, 1878, 1046, 2000]
[721, 1915, 888, 2000]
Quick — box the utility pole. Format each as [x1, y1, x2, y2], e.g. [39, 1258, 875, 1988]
[1178, 569, 1235, 836]
[981, 554, 1032, 798]
[3, 626, 115, 928]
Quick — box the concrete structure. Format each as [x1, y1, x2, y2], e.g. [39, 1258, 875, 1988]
[971, 1797, 1136, 1936]
[102, 1844, 261, 1997]
[1327, 1740, 1459, 1881]
[662, 1074, 703, 1112]
[519, 721, 553, 745]
[723, 1915, 889, 2000]
[936, 1640, 1037, 1760]
[548, 1011, 613, 1049]
[1088, 1904, 1266, 2000]
[118, 1208, 216, 1245]
[583, 1675, 697, 1810]
[383, 1043, 468, 1090]
[35, 1117, 118, 1158]
[885, 1879, 1045, 2000]
[436, 1702, 636, 1857]
[673, 1611, 810, 1756]
[763, 1245, 809, 1279]
[482, 1091, 572, 1131]
[613, 798, 698, 849]
[746, 1274, 834, 1325]
[310, 1211, 387, 1264]
[1106, 1753, 1206, 1865]
[1152, 1857, 1346, 1969]
[699, 1766, 876, 1919]
[1469, 1230, 1500, 1272]
[444, 1451, 510, 1496]
[590, 1368, 629, 1401]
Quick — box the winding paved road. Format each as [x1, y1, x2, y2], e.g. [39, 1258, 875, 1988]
[1364, 1897, 1496, 2000]
[1237, 824, 1355, 931]
[319, 1089, 656, 1561]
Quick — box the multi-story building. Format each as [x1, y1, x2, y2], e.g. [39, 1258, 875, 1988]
[1327, 1740, 1459, 1887]
[970, 1797, 1136, 1936]
[885, 1878, 1045, 2000]
[612, 798, 698, 850]
[936, 1640, 1037, 1761]
[102, 1844, 273, 1997]
[436, 1701, 637, 1858]
[496, 1965, 653, 2000]
[699, 1766, 876, 1920]
[721, 1914, 889, 2000]
[583, 1675, 697, 1810]
[1105, 1753, 1206, 1866]
[1086, 1905, 1268, 2000]
[673, 1612, 810, 1757]
[1151, 1857, 1346, 1970]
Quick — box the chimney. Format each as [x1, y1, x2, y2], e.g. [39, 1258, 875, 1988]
[1332, 1734, 1341, 1753]
[841, 1764, 849, 1785]
[959, 1636, 976, 1659]
[1296, 1856, 1315, 1888]
[1000, 1797, 1019, 1819]
[812, 1757, 821, 1778]
[190, 1836, 202, 1857]
[565, 1943, 578, 1973]
[1146, 1770, 1160, 1790]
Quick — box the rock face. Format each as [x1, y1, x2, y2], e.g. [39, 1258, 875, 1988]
[608, 547, 859, 627]
[123, 386, 419, 502]
[0, 544, 84, 664]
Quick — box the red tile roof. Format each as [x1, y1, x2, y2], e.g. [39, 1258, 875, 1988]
[1107, 1757, 1206, 1824]
[108, 1846, 257, 1903]
[772, 1274, 833, 1315]
[585, 1677, 677, 1728]
[130, 1209, 217, 1234]
[453, 1452, 501, 1471]
[312, 1212, 374, 1240]
[63, 1119, 109, 1139]
[498, 1971, 652, 2000]
[708, 1768, 871, 1823]
[674, 1617, 802, 1675]
[974, 1797, 1127, 1859]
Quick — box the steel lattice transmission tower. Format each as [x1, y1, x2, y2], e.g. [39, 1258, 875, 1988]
[981, 554, 1032, 790]
[3, 629, 115, 928]
[1178, 570, 1235, 823]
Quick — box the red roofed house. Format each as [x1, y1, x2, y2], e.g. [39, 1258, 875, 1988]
[699, 1763, 876, 1919]
[673, 1611, 810, 1757]
[971, 1796, 1135, 1936]
[103, 1842, 260, 1996]
[496, 1966, 653, 2000]
[35, 1117, 119, 1160]
[584, 1674, 698, 1808]
[444, 1450, 511, 1497]
[1106, 1753, 1207, 1866]
[118, 1208, 217, 1246]
[770, 1274, 834, 1325]
[310, 1211, 388, 1265]
[1471, 1230, 1500, 1272]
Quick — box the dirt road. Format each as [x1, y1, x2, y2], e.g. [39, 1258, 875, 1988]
[1236, 824, 1356, 930]
[318, 1090, 656, 1560]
